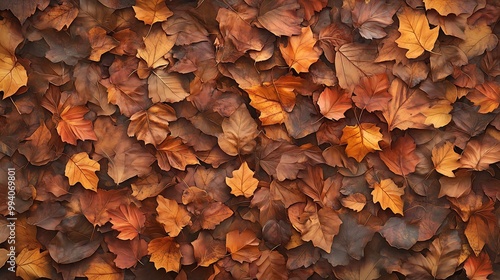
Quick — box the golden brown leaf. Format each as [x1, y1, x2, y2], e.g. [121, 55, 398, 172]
[340, 123, 383, 162]
[467, 81, 500, 113]
[108, 204, 145, 240]
[88, 26, 119, 62]
[156, 195, 191, 237]
[226, 161, 259, 198]
[156, 136, 199, 171]
[32, 1, 78, 31]
[340, 193, 366, 212]
[136, 26, 175, 69]
[422, 100, 453, 128]
[148, 237, 182, 273]
[395, 7, 439, 58]
[458, 23, 498, 60]
[371, 178, 405, 215]
[460, 128, 500, 171]
[379, 135, 420, 176]
[192, 231, 226, 267]
[226, 229, 261, 263]
[317, 86, 351, 120]
[351, 0, 399, 39]
[0, 15, 27, 99]
[432, 141, 461, 177]
[423, 0, 477, 16]
[279, 27, 321, 73]
[218, 104, 259, 156]
[133, 0, 173, 25]
[352, 73, 391, 112]
[65, 152, 100, 192]
[127, 103, 176, 146]
[16, 248, 53, 280]
[256, 0, 303, 37]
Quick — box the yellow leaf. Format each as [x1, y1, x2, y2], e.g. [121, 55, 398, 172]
[65, 152, 100, 192]
[371, 179, 404, 215]
[156, 195, 191, 237]
[133, 0, 173, 25]
[136, 26, 175, 69]
[226, 162, 259, 198]
[0, 16, 27, 99]
[395, 7, 439, 59]
[423, 100, 453, 128]
[16, 248, 53, 280]
[432, 141, 461, 177]
[340, 123, 383, 162]
[148, 237, 182, 273]
[317, 86, 351, 120]
[423, 0, 477, 16]
[279, 26, 321, 73]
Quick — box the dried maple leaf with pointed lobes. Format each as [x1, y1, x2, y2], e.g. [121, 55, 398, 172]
[379, 135, 420, 176]
[423, 99, 453, 128]
[352, 73, 391, 112]
[458, 23, 498, 60]
[218, 104, 259, 156]
[467, 81, 500, 113]
[133, 0, 173, 25]
[192, 231, 226, 267]
[340, 193, 366, 212]
[244, 75, 304, 125]
[256, 250, 288, 280]
[460, 128, 500, 171]
[317, 86, 351, 120]
[395, 7, 439, 59]
[464, 250, 493, 280]
[226, 161, 259, 198]
[423, 0, 477, 16]
[136, 26, 175, 69]
[65, 152, 100, 192]
[88, 26, 119, 62]
[156, 136, 199, 171]
[148, 236, 182, 273]
[127, 103, 177, 147]
[341, 123, 383, 162]
[288, 200, 342, 253]
[351, 0, 399, 39]
[226, 229, 261, 263]
[298, 0, 327, 21]
[16, 248, 54, 280]
[371, 178, 404, 215]
[432, 141, 461, 177]
[107, 203, 145, 240]
[156, 195, 191, 237]
[0, 14, 27, 99]
[105, 236, 148, 269]
[279, 26, 321, 73]
[255, 0, 303, 37]
[31, 1, 78, 31]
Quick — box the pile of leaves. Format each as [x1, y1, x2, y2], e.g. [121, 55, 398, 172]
[0, 0, 499, 279]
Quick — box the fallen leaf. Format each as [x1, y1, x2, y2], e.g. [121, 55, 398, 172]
[352, 73, 391, 112]
[256, 250, 287, 280]
[379, 135, 420, 176]
[371, 178, 405, 215]
[16, 248, 54, 280]
[88, 26, 119, 61]
[156, 195, 191, 237]
[340, 193, 366, 212]
[460, 128, 500, 171]
[464, 250, 494, 280]
[317, 86, 351, 120]
[256, 0, 302, 37]
[65, 152, 100, 192]
[226, 161, 259, 198]
[127, 103, 176, 146]
[105, 236, 148, 269]
[226, 229, 261, 263]
[148, 236, 182, 273]
[352, 0, 399, 39]
[432, 141, 461, 177]
[32, 1, 78, 31]
[458, 23, 498, 60]
[108, 203, 145, 240]
[280, 26, 321, 73]
[467, 81, 500, 113]
[136, 26, 175, 69]
[341, 123, 383, 162]
[133, 0, 173, 25]
[218, 104, 259, 156]
[192, 231, 226, 267]
[423, 0, 477, 16]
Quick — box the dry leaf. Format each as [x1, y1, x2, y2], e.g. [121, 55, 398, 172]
[279, 27, 321, 73]
[133, 0, 173, 25]
[65, 152, 100, 192]
[148, 237, 182, 273]
[341, 123, 383, 162]
[395, 7, 440, 58]
[156, 195, 191, 237]
[218, 104, 259, 156]
[226, 161, 259, 198]
[432, 141, 461, 177]
[371, 179, 404, 215]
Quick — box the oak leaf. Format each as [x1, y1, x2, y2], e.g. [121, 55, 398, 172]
[226, 229, 261, 263]
[226, 161, 259, 198]
[379, 135, 420, 176]
[352, 73, 391, 112]
[423, 0, 477, 16]
[256, 0, 302, 37]
[156, 195, 191, 237]
[340, 123, 383, 162]
[464, 251, 494, 280]
[65, 152, 100, 192]
[107, 203, 145, 240]
[16, 248, 54, 280]
[280, 27, 321, 73]
[127, 103, 176, 146]
[371, 178, 404, 215]
[218, 104, 259, 156]
[148, 237, 182, 273]
[432, 141, 461, 177]
[133, 0, 173, 25]
[395, 7, 439, 59]
[352, 0, 399, 39]
[317, 86, 351, 120]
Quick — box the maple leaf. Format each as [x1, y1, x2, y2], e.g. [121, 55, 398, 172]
[464, 251, 494, 280]
[226, 229, 261, 263]
[371, 178, 405, 215]
[156, 195, 191, 237]
[256, 0, 303, 37]
[245, 75, 303, 125]
[148, 237, 182, 273]
[317, 86, 352, 120]
[156, 136, 199, 171]
[279, 26, 321, 73]
[218, 104, 259, 156]
[423, 0, 477, 16]
[226, 161, 259, 198]
[136, 26, 175, 69]
[351, 0, 399, 39]
[340, 123, 383, 162]
[460, 128, 500, 171]
[379, 135, 420, 176]
[65, 152, 100, 192]
[54, 105, 98, 145]
[395, 7, 440, 59]
[467, 81, 500, 113]
[127, 103, 176, 147]
[32, 1, 78, 31]
[192, 231, 226, 267]
[352, 73, 391, 112]
[105, 236, 148, 269]
[107, 203, 145, 240]
[458, 23, 498, 60]
[432, 141, 461, 177]
[16, 248, 54, 280]
[133, 0, 173, 25]
[288, 200, 342, 253]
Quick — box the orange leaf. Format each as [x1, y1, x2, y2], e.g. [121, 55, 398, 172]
[133, 0, 173, 25]
[57, 105, 98, 145]
[226, 161, 259, 198]
[340, 193, 366, 212]
[156, 136, 199, 171]
[192, 231, 226, 267]
[317, 86, 351, 120]
[467, 81, 500, 113]
[298, 0, 327, 21]
[65, 152, 100, 192]
[379, 135, 420, 176]
[88, 26, 119, 62]
[16, 248, 54, 280]
[464, 251, 494, 280]
[256, 250, 287, 280]
[432, 141, 461, 177]
[352, 73, 391, 112]
[226, 229, 261, 263]
[423, 0, 477, 16]
[156, 195, 191, 237]
[279, 26, 321, 73]
[127, 103, 177, 146]
[340, 123, 383, 162]
[395, 7, 439, 58]
[108, 204, 146, 240]
[84, 253, 124, 280]
[371, 178, 405, 215]
[136, 26, 175, 69]
[148, 237, 182, 273]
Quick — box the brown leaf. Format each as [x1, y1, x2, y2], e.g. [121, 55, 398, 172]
[65, 152, 100, 192]
[108, 203, 145, 240]
[32, 1, 78, 31]
[464, 250, 494, 280]
[226, 161, 259, 198]
[88, 26, 119, 61]
[351, 0, 399, 39]
[105, 236, 148, 269]
[256, 250, 288, 280]
[156, 195, 191, 237]
[133, 0, 173, 25]
[127, 103, 176, 147]
[256, 0, 303, 37]
[16, 248, 54, 280]
[156, 136, 199, 171]
[317, 86, 351, 120]
[352, 73, 391, 112]
[423, 0, 477, 16]
[84, 253, 124, 280]
[148, 236, 182, 273]
[0, 15, 27, 99]
[280, 26, 321, 73]
[460, 128, 500, 171]
[467, 81, 500, 113]
[379, 135, 420, 176]
[340, 193, 366, 212]
[218, 104, 259, 156]
[226, 229, 261, 263]
[298, 0, 327, 21]
[192, 231, 226, 267]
